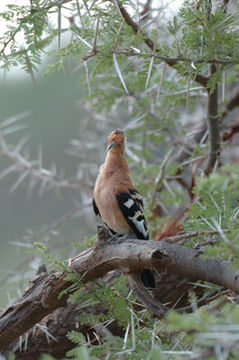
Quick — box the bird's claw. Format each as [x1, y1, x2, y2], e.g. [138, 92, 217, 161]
[107, 235, 123, 244]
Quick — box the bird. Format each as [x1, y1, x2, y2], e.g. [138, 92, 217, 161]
[93, 129, 155, 289]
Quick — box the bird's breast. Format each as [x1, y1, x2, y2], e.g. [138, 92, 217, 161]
[94, 177, 130, 234]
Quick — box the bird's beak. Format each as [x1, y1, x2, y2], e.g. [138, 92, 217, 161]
[106, 141, 117, 152]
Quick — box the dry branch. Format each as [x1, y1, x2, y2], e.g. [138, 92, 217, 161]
[221, 90, 239, 120]
[4, 304, 123, 360]
[0, 117, 92, 194]
[0, 271, 69, 351]
[69, 227, 239, 295]
[1, 226, 238, 352]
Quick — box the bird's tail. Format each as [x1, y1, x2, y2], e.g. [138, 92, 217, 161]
[141, 269, 156, 289]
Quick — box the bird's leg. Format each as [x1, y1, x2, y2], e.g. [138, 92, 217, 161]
[107, 234, 125, 244]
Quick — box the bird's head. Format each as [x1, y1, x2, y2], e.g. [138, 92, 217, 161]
[107, 129, 125, 153]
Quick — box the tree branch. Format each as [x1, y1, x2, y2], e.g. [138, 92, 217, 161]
[0, 271, 69, 351]
[1, 226, 238, 351]
[221, 90, 239, 121]
[116, 1, 209, 87]
[126, 273, 167, 317]
[4, 303, 122, 359]
[0, 120, 92, 194]
[69, 227, 239, 295]
[116, 51, 238, 66]
[204, 64, 220, 175]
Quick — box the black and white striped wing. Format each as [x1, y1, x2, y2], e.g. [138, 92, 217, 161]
[116, 189, 149, 240]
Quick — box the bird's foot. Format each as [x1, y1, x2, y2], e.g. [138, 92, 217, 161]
[107, 234, 124, 244]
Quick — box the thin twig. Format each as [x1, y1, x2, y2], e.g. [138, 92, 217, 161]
[151, 147, 175, 208]
[114, 50, 238, 66]
[93, 14, 100, 51]
[165, 229, 229, 244]
[204, 64, 220, 176]
[58, 6, 62, 50]
[176, 288, 229, 313]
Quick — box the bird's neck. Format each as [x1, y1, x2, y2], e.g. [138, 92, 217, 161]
[104, 151, 129, 173]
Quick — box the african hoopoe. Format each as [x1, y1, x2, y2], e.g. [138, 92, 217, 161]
[93, 129, 155, 289]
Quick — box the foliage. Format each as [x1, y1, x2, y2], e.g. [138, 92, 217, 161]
[182, 165, 239, 262]
[58, 271, 167, 359]
[29, 242, 68, 271]
[167, 304, 239, 357]
[1, 0, 239, 359]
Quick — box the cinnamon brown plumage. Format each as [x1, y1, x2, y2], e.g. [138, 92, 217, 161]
[93, 129, 155, 289]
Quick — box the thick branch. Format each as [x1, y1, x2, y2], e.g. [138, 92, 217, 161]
[1, 226, 238, 350]
[126, 273, 167, 317]
[69, 227, 239, 294]
[0, 271, 69, 351]
[4, 303, 122, 360]
[4, 304, 89, 359]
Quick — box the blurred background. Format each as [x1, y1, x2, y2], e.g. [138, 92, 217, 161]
[0, 0, 141, 307]
[0, 65, 108, 306]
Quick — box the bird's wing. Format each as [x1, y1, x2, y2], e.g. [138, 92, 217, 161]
[92, 197, 117, 235]
[92, 198, 100, 217]
[115, 184, 149, 240]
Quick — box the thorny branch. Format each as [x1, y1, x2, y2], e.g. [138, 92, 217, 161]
[115, 1, 209, 87]
[0, 114, 92, 194]
[2, 0, 236, 72]
[115, 51, 238, 66]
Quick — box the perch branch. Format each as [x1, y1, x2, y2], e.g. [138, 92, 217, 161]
[1, 226, 238, 350]
[69, 226, 239, 294]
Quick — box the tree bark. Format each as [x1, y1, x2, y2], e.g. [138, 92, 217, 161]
[1, 226, 238, 353]
[0, 271, 69, 351]
[4, 304, 123, 360]
[69, 227, 239, 294]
